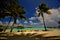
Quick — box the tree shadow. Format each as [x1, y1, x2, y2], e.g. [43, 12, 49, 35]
[6, 33, 48, 40]
[0, 32, 60, 40]
[45, 36, 60, 40]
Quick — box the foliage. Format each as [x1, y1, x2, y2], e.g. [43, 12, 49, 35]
[0, 0, 26, 32]
[0, 0, 26, 23]
[38, 3, 51, 17]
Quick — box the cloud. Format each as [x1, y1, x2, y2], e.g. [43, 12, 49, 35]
[29, 20, 44, 27]
[37, 7, 60, 27]
[9, 21, 14, 26]
[29, 21, 33, 24]
[33, 23, 38, 24]
[29, 21, 40, 25]
[16, 19, 20, 24]
[0, 21, 3, 25]
[24, 21, 28, 23]
[29, 17, 37, 20]
[36, 9, 40, 15]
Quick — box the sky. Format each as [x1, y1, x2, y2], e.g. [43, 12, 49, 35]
[0, 0, 60, 27]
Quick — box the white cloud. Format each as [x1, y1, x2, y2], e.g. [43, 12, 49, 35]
[33, 23, 38, 24]
[36, 9, 40, 15]
[16, 19, 20, 23]
[29, 21, 33, 24]
[9, 21, 14, 26]
[37, 7, 60, 27]
[29, 21, 40, 25]
[29, 17, 37, 20]
[0, 21, 3, 25]
[24, 21, 28, 23]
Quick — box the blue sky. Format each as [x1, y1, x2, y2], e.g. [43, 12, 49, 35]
[19, 0, 60, 17]
[2, 0, 60, 27]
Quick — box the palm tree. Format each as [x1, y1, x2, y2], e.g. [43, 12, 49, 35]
[37, 3, 51, 31]
[4, 0, 26, 32]
[0, 0, 26, 32]
[0, 0, 9, 32]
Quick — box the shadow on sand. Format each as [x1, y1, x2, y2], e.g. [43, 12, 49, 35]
[0, 32, 60, 40]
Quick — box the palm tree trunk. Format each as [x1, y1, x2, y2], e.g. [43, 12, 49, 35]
[10, 17, 17, 32]
[10, 24, 14, 32]
[42, 13, 47, 31]
[0, 18, 4, 32]
[3, 17, 12, 32]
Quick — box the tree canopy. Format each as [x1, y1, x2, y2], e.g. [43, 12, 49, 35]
[38, 3, 51, 17]
[0, 0, 26, 24]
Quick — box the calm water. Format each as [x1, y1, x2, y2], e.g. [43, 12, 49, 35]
[5, 27, 60, 32]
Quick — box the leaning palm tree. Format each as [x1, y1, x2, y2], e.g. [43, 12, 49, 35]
[0, 0, 26, 32]
[37, 3, 51, 31]
[6, 0, 26, 32]
[0, 0, 9, 32]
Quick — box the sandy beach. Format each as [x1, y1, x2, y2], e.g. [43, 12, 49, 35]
[0, 30, 60, 40]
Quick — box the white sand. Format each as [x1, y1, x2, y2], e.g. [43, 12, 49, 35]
[7, 30, 60, 37]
